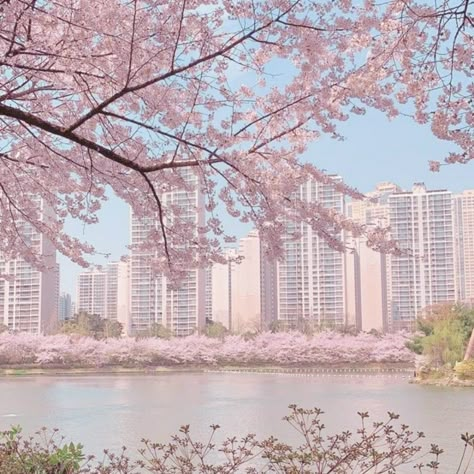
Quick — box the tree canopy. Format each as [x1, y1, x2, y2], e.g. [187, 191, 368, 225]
[0, 0, 472, 273]
[59, 311, 123, 339]
[407, 304, 474, 366]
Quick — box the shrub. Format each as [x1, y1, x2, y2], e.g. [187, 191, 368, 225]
[408, 304, 474, 368]
[454, 360, 474, 380]
[0, 406, 472, 473]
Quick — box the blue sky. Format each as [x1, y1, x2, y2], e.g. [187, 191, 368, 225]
[58, 108, 474, 296]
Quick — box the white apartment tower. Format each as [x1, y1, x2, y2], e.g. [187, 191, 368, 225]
[76, 268, 107, 318]
[204, 267, 213, 323]
[454, 190, 474, 305]
[76, 261, 129, 327]
[0, 199, 59, 334]
[130, 168, 205, 336]
[387, 184, 456, 330]
[129, 214, 162, 333]
[263, 177, 347, 329]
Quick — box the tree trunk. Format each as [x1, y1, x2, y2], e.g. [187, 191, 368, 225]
[464, 328, 474, 361]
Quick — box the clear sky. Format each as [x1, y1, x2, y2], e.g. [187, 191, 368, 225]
[58, 108, 474, 297]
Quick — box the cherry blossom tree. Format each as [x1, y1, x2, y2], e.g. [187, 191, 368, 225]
[0, 0, 472, 272]
[0, 331, 415, 367]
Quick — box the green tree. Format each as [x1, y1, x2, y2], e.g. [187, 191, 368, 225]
[268, 320, 283, 333]
[422, 318, 466, 367]
[457, 307, 474, 345]
[204, 321, 228, 339]
[410, 304, 474, 367]
[59, 313, 90, 337]
[103, 319, 123, 338]
[59, 312, 123, 339]
[137, 323, 173, 339]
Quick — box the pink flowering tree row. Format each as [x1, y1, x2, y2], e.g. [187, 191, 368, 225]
[0, 331, 414, 367]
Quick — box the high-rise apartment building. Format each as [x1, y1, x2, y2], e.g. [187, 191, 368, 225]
[454, 190, 474, 305]
[0, 200, 59, 334]
[387, 184, 456, 330]
[129, 214, 162, 334]
[59, 292, 73, 321]
[348, 182, 400, 226]
[76, 261, 129, 328]
[130, 168, 205, 336]
[76, 268, 107, 318]
[262, 177, 347, 329]
[204, 267, 213, 323]
[260, 245, 278, 330]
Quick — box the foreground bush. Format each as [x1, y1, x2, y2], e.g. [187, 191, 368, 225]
[454, 360, 474, 380]
[0, 332, 414, 368]
[1, 406, 472, 473]
[407, 304, 474, 367]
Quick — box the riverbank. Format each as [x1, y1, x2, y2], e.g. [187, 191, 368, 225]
[0, 363, 414, 377]
[411, 376, 474, 387]
[410, 360, 474, 387]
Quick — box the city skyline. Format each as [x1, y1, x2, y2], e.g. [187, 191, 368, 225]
[4, 181, 474, 335]
[58, 181, 474, 336]
[59, 172, 473, 297]
[57, 108, 474, 297]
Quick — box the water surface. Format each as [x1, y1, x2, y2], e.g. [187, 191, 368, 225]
[0, 373, 472, 471]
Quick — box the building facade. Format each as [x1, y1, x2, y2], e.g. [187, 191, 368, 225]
[76, 261, 129, 327]
[387, 184, 456, 330]
[454, 190, 474, 305]
[0, 200, 59, 334]
[261, 177, 347, 329]
[59, 292, 73, 321]
[129, 168, 205, 336]
[106, 261, 130, 329]
[76, 268, 107, 318]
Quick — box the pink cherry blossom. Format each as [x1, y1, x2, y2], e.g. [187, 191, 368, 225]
[0, 1, 471, 273]
[0, 331, 415, 367]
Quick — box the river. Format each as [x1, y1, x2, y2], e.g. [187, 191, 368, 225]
[0, 372, 472, 472]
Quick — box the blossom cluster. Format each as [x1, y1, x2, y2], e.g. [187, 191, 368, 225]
[0, 331, 414, 367]
[1, 0, 471, 273]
